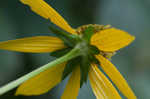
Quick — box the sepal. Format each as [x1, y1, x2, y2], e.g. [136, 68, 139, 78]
[49, 26, 79, 47]
[62, 57, 81, 80]
[82, 26, 94, 43]
[50, 48, 71, 58]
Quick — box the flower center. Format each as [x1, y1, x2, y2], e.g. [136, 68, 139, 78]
[49, 24, 114, 87]
[76, 24, 111, 34]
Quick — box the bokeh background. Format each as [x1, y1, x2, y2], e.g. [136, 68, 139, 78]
[0, 0, 150, 99]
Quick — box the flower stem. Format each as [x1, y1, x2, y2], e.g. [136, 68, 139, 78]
[0, 46, 81, 95]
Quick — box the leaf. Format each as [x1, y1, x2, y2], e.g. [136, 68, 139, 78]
[80, 55, 91, 87]
[50, 47, 72, 58]
[89, 45, 100, 55]
[83, 26, 94, 42]
[88, 55, 100, 65]
[62, 57, 81, 80]
[49, 26, 78, 47]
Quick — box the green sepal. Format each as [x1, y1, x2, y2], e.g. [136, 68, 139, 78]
[88, 54, 100, 65]
[89, 45, 100, 55]
[62, 57, 81, 80]
[79, 54, 99, 87]
[82, 26, 94, 43]
[50, 47, 72, 58]
[49, 26, 79, 47]
[80, 55, 91, 87]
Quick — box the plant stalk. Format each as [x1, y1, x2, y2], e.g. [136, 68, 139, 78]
[0, 46, 80, 95]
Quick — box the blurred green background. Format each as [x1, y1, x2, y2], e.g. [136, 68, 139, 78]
[0, 0, 150, 99]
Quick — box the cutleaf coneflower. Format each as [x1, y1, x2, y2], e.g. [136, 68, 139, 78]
[0, 0, 136, 99]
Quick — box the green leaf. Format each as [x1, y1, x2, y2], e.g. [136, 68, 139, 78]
[49, 26, 69, 37]
[80, 55, 91, 87]
[50, 48, 72, 58]
[49, 26, 73, 46]
[62, 57, 81, 80]
[88, 54, 100, 65]
[83, 26, 94, 42]
[89, 45, 100, 55]
[49, 26, 80, 47]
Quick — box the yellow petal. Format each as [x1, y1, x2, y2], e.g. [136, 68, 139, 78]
[20, 0, 76, 34]
[61, 66, 80, 99]
[89, 64, 121, 99]
[15, 62, 66, 95]
[0, 36, 65, 53]
[91, 28, 135, 52]
[96, 55, 136, 99]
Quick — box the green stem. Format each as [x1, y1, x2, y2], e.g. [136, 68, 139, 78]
[0, 46, 80, 95]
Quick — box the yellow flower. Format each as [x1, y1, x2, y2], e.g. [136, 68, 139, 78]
[0, 0, 136, 99]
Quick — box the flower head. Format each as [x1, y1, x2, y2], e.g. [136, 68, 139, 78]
[0, 0, 136, 99]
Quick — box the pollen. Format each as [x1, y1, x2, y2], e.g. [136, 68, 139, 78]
[76, 24, 111, 35]
[100, 51, 116, 60]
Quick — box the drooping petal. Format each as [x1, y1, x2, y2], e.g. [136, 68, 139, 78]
[61, 66, 80, 99]
[96, 55, 136, 99]
[0, 36, 65, 53]
[89, 64, 121, 99]
[20, 0, 76, 34]
[15, 62, 66, 95]
[91, 28, 135, 52]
